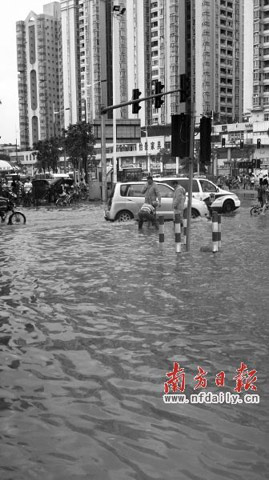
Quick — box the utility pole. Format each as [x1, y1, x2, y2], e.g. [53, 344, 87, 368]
[185, 2, 195, 252]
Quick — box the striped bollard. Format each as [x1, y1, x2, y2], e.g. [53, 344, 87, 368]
[159, 216, 164, 244]
[182, 209, 187, 245]
[218, 214, 222, 250]
[175, 213, 181, 253]
[212, 211, 219, 253]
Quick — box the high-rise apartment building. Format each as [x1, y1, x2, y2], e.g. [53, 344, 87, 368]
[195, 0, 245, 124]
[17, 0, 248, 150]
[61, 0, 115, 124]
[253, 0, 269, 119]
[126, 0, 246, 126]
[16, 2, 63, 149]
[60, 0, 188, 127]
[124, 0, 187, 127]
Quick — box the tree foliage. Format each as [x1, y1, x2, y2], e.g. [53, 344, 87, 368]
[0, 153, 11, 162]
[156, 147, 172, 165]
[62, 122, 96, 182]
[33, 137, 60, 173]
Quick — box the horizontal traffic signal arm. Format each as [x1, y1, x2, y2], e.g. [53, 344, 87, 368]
[101, 87, 184, 114]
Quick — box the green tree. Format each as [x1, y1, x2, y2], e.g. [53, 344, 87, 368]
[156, 147, 193, 174]
[62, 122, 96, 183]
[33, 137, 60, 173]
[0, 153, 11, 162]
[156, 147, 172, 166]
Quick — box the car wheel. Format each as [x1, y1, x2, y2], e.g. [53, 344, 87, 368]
[116, 210, 133, 222]
[223, 200, 234, 213]
[191, 208, 199, 218]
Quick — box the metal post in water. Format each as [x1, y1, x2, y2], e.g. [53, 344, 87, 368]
[212, 211, 219, 253]
[218, 214, 222, 249]
[101, 113, 107, 203]
[159, 216, 164, 244]
[182, 209, 187, 245]
[175, 213, 181, 253]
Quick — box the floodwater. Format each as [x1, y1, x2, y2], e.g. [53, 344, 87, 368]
[0, 195, 269, 480]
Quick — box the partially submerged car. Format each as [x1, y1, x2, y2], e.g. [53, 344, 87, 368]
[105, 181, 210, 222]
[154, 176, 240, 213]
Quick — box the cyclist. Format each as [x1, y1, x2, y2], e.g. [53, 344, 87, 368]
[261, 178, 269, 215]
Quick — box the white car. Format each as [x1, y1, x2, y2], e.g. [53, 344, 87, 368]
[154, 176, 241, 213]
[105, 181, 210, 222]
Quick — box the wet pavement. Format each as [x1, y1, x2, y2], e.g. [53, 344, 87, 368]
[0, 196, 269, 480]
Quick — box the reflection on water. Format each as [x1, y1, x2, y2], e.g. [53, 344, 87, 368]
[0, 201, 269, 480]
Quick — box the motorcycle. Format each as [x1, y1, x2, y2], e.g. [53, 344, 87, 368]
[0, 193, 26, 225]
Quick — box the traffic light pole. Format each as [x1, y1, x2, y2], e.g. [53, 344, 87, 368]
[101, 113, 107, 203]
[101, 87, 182, 115]
[100, 87, 183, 203]
[186, 106, 195, 252]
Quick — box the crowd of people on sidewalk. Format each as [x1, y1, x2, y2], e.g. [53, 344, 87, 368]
[0, 177, 32, 203]
[0, 176, 89, 206]
[217, 173, 269, 191]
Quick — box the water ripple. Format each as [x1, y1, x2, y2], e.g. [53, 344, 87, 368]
[0, 202, 268, 479]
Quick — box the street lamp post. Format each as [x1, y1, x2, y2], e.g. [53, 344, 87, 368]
[86, 79, 107, 121]
[54, 108, 70, 173]
[112, 5, 126, 184]
[141, 128, 150, 172]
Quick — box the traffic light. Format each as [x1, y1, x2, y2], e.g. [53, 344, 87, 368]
[200, 116, 211, 164]
[171, 113, 190, 158]
[132, 88, 141, 114]
[154, 81, 164, 109]
[180, 74, 191, 102]
[257, 138, 261, 149]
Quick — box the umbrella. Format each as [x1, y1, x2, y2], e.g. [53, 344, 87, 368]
[0, 160, 13, 171]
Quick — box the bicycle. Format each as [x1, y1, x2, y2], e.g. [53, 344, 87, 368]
[250, 202, 269, 216]
[0, 195, 26, 225]
[55, 192, 75, 206]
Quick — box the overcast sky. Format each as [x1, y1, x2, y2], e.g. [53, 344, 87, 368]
[0, 0, 54, 145]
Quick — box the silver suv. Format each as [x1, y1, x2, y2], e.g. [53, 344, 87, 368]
[155, 176, 240, 213]
[105, 182, 210, 222]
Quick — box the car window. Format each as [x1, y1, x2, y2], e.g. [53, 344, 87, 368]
[120, 185, 129, 197]
[177, 179, 199, 192]
[200, 180, 217, 193]
[128, 184, 145, 197]
[120, 184, 144, 197]
[157, 184, 174, 198]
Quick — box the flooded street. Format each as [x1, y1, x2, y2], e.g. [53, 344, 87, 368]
[0, 195, 269, 480]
